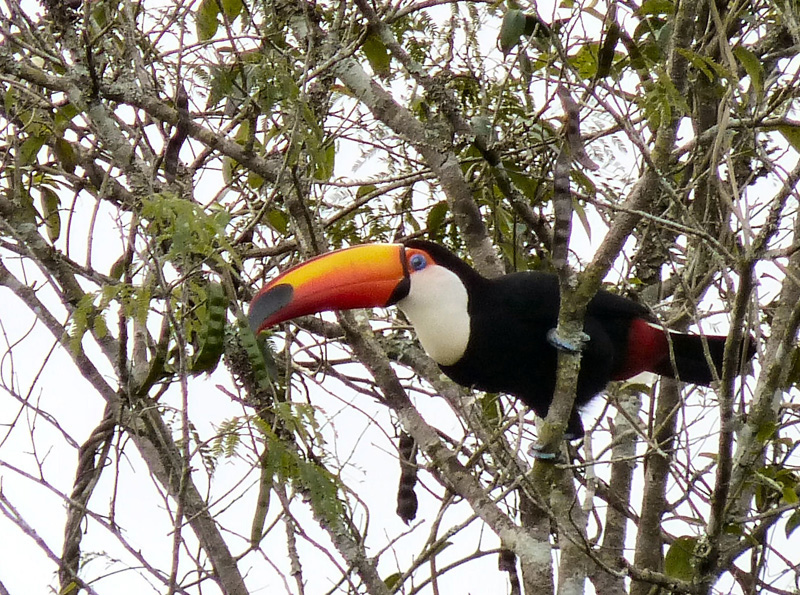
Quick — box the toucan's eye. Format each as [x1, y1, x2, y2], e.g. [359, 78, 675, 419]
[409, 253, 427, 271]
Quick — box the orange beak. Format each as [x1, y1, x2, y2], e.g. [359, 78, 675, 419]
[249, 244, 410, 334]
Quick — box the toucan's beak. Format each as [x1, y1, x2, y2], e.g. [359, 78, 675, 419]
[249, 244, 410, 334]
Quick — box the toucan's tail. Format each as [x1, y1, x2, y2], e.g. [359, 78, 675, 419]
[651, 332, 755, 385]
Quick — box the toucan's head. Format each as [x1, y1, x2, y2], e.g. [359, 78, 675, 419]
[249, 240, 475, 365]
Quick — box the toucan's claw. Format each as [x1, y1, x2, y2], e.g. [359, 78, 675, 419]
[528, 443, 559, 460]
[546, 328, 589, 353]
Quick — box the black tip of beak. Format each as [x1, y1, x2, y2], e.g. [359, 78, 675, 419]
[248, 284, 294, 334]
[386, 276, 411, 306]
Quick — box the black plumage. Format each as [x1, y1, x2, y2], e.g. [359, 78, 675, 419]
[404, 240, 753, 437]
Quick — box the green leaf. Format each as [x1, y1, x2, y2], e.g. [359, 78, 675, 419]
[234, 119, 251, 144]
[11, 189, 39, 226]
[572, 167, 597, 196]
[4, 87, 14, 114]
[362, 34, 391, 78]
[781, 486, 799, 505]
[266, 209, 289, 234]
[640, 69, 691, 129]
[676, 48, 728, 82]
[426, 201, 449, 234]
[109, 256, 126, 280]
[785, 346, 800, 388]
[222, 156, 235, 184]
[786, 510, 800, 539]
[195, 0, 219, 42]
[773, 125, 800, 154]
[723, 523, 744, 536]
[504, 162, 541, 202]
[40, 186, 61, 243]
[618, 381, 653, 395]
[141, 193, 236, 267]
[755, 421, 778, 443]
[247, 171, 264, 189]
[480, 393, 501, 428]
[219, 0, 243, 20]
[205, 64, 236, 110]
[570, 42, 600, 79]
[383, 573, 402, 590]
[573, 199, 591, 241]
[90, 1, 111, 29]
[664, 536, 697, 581]
[93, 313, 108, 339]
[313, 143, 336, 181]
[69, 293, 100, 355]
[637, 0, 675, 16]
[499, 9, 527, 55]
[55, 102, 80, 126]
[134, 286, 152, 326]
[295, 457, 344, 523]
[53, 137, 77, 174]
[19, 135, 46, 165]
[733, 46, 764, 95]
[356, 184, 377, 199]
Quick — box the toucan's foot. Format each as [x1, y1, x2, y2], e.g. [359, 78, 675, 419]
[546, 328, 589, 353]
[528, 443, 559, 460]
[529, 430, 582, 459]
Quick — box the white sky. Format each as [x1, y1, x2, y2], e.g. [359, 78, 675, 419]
[1, 1, 799, 594]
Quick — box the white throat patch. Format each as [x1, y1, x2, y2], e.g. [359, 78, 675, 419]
[397, 265, 470, 366]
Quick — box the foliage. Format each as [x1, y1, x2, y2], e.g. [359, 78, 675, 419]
[0, 1, 799, 594]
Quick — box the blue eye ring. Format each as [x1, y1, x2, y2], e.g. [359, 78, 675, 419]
[409, 253, 427, 271]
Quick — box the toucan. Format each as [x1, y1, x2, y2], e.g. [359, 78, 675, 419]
[249, 240, 755, 437]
